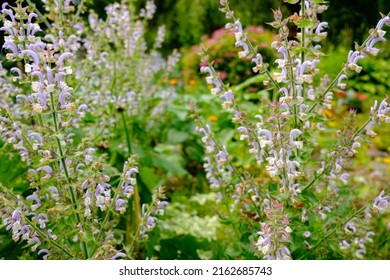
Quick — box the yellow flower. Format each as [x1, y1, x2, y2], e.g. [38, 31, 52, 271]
[322, 108, 334, 119]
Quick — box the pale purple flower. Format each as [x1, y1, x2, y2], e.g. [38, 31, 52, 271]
[115, 199, 126, 214]
[20, 225, 31, 240]
[355, 248, 366, 259]
[36, 165, 53, 180]
[57, 52, 73, 68]
[123, 185, 134, 198]
[301, 209, 308, 222]
[26, 194, 41, 210]
[28, 132, 44, 148]
[344, 219, 357, 234]
[365, 231, 375, 242]
[1, 8, 15, 24]
[251, 53, 264, 72]
[373, 190, 389, 213]
[339, 240, 350, 250]
[315, 22, 328, 36]
[47, 229, 57, 240]
[126, 167, 139, 181]
[258, 129, 273, 148]
[375, 16, 390, 31]
[337, 74, 347, 89]
[220, 90, 234, 108]
[365, 120, 378, 137]
[27, 236, 41, 252]
[319, 206, 331, 220]
[37, 213, 48, 229]
[289, 129, 303, 149]
[347, 51, 364, 72]
[156, 201, 168, 215]
[234, 20, 244, 40]
[111, 252, 126, 260]
[339, 173, 349, 184]
[10, 67, 22, 80]
[77, 104, 88, 117]
[235, 40, 249, 58]
[81, 180, 90, 190]
[22, 50, 40, 72]
[48, 186, 59, 200]
[38, 249, 50, 260]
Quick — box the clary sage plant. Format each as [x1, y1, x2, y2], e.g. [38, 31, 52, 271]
[194, 0, 389, 259]
[0, 0, 173, 259]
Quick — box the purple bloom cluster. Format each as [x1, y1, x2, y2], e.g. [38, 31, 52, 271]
[256, 200, 292, 260]
[196, 124, 233, 193]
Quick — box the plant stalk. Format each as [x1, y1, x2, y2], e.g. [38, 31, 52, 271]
[49, 91, 89, 259]
[120, 111, 141, 247]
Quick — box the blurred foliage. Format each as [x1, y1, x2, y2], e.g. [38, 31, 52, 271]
[138, 0, 280, 53]
[323, 0, 390, 48]
[129, 0, 390, 52]
[180, 26, 276, 88]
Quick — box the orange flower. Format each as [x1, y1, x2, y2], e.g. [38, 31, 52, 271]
[170, 78, 177, 85]
[208, 115, 218, 121]
[189, 79, 195, 85]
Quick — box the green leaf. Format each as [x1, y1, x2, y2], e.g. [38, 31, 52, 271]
[219, 129, 235, 146]
[159, 235, 209, 260]
[168, 104, 188, 121]
[167, 129, 189, 144]
[153, 154, 188, 176]
[301, 188, 319, 205]
[284, 0, 300, 4]
[296, 19, 316, 28]
[268, 182, 278, 194]
[139, 166, 159, 192]
[232, 74, 268, 92]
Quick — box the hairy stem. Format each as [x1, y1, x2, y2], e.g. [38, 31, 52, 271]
[49, 91, 88, 259]
[300, 0, 306, 62]
[25, 0, 51, 29]
[120, 111, 141, 247]
[311, 206, 366, 250]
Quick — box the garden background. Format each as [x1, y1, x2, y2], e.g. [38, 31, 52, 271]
[0, 0, 389, 260]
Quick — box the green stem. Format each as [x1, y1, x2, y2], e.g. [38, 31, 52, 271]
[352, 117, 372, 139]
[25, 0, 51, 29]
[58, 0, 64, 28]
[300, 0, 305, 62]
[302, 115, 373, 193]
[49, 92, 88, 259]
[24, 218, 74, 259]
[120, 111, 132, 154]
[37, 114, 44, 127]
[1, 187, 74, 258]
[71, 0, 85, 27]
[127, 199, 159, 258]
[311, 206, 366, 250]
[90, 193, 118, 257]
[120, 111, 141, 247]
[308, 70, 344, 114]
